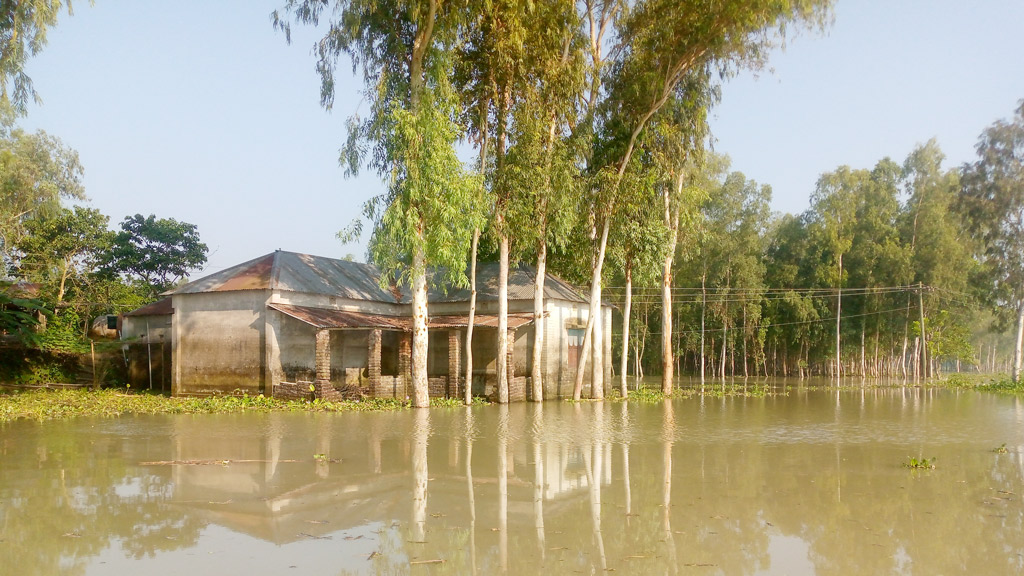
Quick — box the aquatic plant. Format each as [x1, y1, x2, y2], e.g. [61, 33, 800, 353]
[0, 388, 492, 423]
[993, 443, 1009, 454]
[904, 456, 936, 470]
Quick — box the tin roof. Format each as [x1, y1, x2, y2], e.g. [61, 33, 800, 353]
[169, 251, 396, 302]
[124, 297, 173, 317]
[169, 251, 588, 305]
[427, 263, 587, 304]
[269, 303, 535, 331]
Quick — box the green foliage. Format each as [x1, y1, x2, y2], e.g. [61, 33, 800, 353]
[0, 347, 77, 386]
[100, 214, 208, 298]
[993, 443, 1009, 454]
[0, 284, 49, 345]
[0, 1, 73, 115]
[0, 127, 84, 265]
[15, 205, 110, 305]
[959, 100, 1024, 378]
[37, 308, 85, 353]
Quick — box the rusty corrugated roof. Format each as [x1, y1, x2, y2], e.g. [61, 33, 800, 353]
[269, 304, 409, 330]
[269, 303, 535, 331]
[169, 251, 396, 302]
[124, 297, 173, 317]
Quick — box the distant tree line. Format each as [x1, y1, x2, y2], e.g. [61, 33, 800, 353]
[609, 135, 1016, 383]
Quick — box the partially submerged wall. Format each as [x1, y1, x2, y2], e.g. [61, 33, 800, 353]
[171, 291, 268, 396]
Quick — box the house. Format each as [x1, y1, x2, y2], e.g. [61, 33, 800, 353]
[120, 250, 612, 401]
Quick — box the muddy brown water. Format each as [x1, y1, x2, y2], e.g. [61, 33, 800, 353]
[1, 382, 1023, 575]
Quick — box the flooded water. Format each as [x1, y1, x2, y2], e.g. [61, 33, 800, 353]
[2, 385, 1023, 575]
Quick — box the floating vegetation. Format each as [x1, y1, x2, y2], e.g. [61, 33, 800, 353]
[904, 456, 936, 470]
[937, 373, 1024, 394]
[993, 443, 1009, 454]
[0, 388, 484, 423]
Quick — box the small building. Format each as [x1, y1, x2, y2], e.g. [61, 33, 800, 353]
[121, 250, 612, 400]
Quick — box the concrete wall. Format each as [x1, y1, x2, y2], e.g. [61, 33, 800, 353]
[122, 314, 171, 342]
[172, 290, 269, 396]
[168, 287, 611, 400]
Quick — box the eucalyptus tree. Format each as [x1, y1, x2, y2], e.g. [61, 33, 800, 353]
[0, 127, 84, 270]
[959, 100, 1024, 381]
[0, 0, 75, 115]
[274, 0, 479, 407]
[457, 0, 584, 402]
[457, 0, 528, 403]
[606, 153, 668, 397]
[763, 213, 819, 376]
[571, 0, 833, 400]
[807, 167, 860, 377]
[843, 159, 905, 376]
[900, 141, 969, 376]
[700, 171, 770, 378]
[644, 76, 714, 393]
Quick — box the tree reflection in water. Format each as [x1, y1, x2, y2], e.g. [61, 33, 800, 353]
[1, 388, 1023, 575]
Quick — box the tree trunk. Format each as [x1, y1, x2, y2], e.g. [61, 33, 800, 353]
[661, 175, 681, 394]
[620, 265, 632, 398]
[918, 283, 928, 379]
[742, 307, 748, 379]
[835, 252, 842, 381]
[1013, 303, 1024, 382]
[411, 239, 429, 408]
[497, 232, 509, 403]
[464, 228, 479, 405]
[572, 218, 610, 401]
[530, 241, 546, 402]
[700, 272, 706, 385]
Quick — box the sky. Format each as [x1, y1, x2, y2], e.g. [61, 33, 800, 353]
[18, 1, 1024, 277]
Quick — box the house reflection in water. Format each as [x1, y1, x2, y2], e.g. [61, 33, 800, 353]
[164, 405, 614, 559]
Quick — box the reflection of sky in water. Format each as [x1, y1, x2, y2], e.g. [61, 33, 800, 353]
[85, 522, 388, 576]
[762, 534, 815, 575]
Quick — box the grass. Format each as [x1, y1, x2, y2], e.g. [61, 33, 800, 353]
[0, 388, 490, 423]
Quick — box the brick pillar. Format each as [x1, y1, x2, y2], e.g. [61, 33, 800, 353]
[398, 332, 412, 398]
[369, 329, 381, 394]
[448, 330, 461, 398]
[316, 329, 331, 382]
[314, 329, 332, 400]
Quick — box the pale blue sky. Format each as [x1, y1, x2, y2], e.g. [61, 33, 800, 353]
[19, 1, 1024, 276]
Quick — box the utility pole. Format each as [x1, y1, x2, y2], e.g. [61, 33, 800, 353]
[918, 283, 928, 379]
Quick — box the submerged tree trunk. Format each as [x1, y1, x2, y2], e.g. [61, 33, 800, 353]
[620, 265, 632, 398]
[531, 241, 546, 402]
